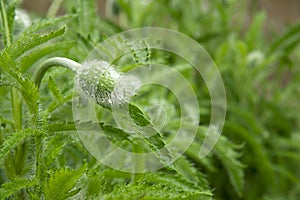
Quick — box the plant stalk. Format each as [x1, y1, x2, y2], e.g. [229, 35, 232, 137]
[0, 0, 11, 46]
[46, 0, 64, 18]
[34, 57, 80, 194]
[34, 57, 81, 87]
[1, 0, 27, 181]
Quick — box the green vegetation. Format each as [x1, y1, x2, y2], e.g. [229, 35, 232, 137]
[0, 0, 300, 199]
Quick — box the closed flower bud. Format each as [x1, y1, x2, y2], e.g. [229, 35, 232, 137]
[75, 60, 121, 108]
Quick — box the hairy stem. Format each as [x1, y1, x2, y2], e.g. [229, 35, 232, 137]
[35, 134, 42, 195]
[34, 57, 81, 87]
[0, 0, 11, 46]
[12, 88, 27, 176]
[34, 57, 80, 194]
[11, 88, 22, 130]
[1, 0, 27, 182]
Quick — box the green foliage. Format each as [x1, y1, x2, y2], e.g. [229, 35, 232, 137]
[0, 177, 36, 199]
[6, 27, 65, 59]
[44, 166, 86, 200]
[48, 76, 63, 103]
[0, 52, 39, 117]
[101, 171, 213, 200]
[0, 0, 17, 46]
[0, 0, 300, 199]
[0, 128, 38, 161]
[213, 134, 245, 197]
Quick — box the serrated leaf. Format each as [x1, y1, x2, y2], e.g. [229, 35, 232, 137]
[0, 128, 38, 161]
[0, 52, 39, 116]
[44, 166, 86, 200]
[0, 69, 12, 86]
[0, 178, 36, 199]
[129, 103, 150, 126]
[185, 125, 245, 197]
[128, 103, 174, 167]
[47, 119, 173, 168]
[21, 78, 39, 117]
[19, 41, 75, 72]
[86, 176, 105, 198]
[224, 121, 275, 189]
[47, 121, 130, 142]
[48, 76, 63, 103]
[20, 15, 75, 35]
[6, 27, 65, 59]
[144, 172, 209, 194]
[44, 134, 67, 167]
[174, 155, 209, 189]
[213, 135, 245, 197]
[101, 171, 213, 200]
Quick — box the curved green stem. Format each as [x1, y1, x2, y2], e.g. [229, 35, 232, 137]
[34, 57, 80, 195]
[34, 57, 81, 87]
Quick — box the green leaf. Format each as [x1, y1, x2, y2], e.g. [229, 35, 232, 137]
[0, 178, 36, 199]
[19, 41, 75, 72]
[115, 0, 132, 21]
[245, 12, 266, 50]
[77, 0, 98, 38]
[44, 166, 86, 200]
[6, 27, 65, 59]
[144, 172, 210, 194]
[113, 103, 175, 167]
[47, 121, 130, 142]
[20, 78, 39, 117]
[174, 155, 210, 189]
[43, 134, 67, 167]
[129, 103, 150, 127]
[186, 126, 245, 197]
[0, 52, 39, 116]
[86, 176, 105, 198]
[224, 121, 275, 188]
[213, 135, 245, 197]
[20, 15, 75, 36]
[101, 171, 213, 200]
[47, 120, 173, 168]
[270, 22, 300, 53]
[127, 104, 167, 149]
[0, 128, 38, 161]
[48, 76, 63, 103]
[0, 69, 13, 87]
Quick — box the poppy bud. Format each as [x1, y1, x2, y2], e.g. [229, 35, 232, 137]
[75, 60, 121, 108]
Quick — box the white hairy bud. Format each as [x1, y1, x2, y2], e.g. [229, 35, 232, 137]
[75, 60, 121, 108]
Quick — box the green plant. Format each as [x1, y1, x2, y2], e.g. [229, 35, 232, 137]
[1, 0, 300, 199]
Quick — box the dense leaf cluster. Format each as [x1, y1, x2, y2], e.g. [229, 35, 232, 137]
[0, 0, 299, 199]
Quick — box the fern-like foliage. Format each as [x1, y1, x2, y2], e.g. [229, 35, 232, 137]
[213, 134, 245, 197]
[98, 170, 212, 200]
[1, 0, 299, 199]
[43, 166, 86, 200]
[6, 27, 65, 59]
[0, 177, 36, 199]
[0, 128, 39, 161]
